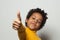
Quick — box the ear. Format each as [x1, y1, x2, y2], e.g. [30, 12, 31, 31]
[25, 19, 28, 23]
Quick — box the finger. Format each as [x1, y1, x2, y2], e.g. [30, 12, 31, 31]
[12, 25, 17, 30]
[12, 25, 19, 30]
[13, 27, 17, 30]
[13, 23, 20, 27]
[13, 22, 21, 27]
[14, 21, 21, 25]
[17, 11, 21, 21]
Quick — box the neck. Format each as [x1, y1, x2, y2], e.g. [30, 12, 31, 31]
[27, 27, 37, 33]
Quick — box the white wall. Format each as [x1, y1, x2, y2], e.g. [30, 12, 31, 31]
[0, 0, 60, 40]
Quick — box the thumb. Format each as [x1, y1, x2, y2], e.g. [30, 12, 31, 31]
[17, 11, 21, 21]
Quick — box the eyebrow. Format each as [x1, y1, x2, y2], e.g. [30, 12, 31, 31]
[32, 15, 43, 21]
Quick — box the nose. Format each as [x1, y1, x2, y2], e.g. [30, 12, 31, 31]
[34, 19, 38, 23]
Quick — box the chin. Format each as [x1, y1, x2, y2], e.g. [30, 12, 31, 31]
[29, 26, 37, 30]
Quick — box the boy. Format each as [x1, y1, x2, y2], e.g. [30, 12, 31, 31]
[12, 8, 48, 40]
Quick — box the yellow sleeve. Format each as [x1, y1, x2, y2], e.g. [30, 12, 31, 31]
[17, 23, 26, 40]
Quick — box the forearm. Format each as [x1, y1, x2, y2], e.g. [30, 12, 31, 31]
[17, 23, 26, 40]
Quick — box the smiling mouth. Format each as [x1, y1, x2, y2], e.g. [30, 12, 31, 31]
[31, 22, 36, 26]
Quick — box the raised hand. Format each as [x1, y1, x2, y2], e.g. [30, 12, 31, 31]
[12, 11, 22, 30]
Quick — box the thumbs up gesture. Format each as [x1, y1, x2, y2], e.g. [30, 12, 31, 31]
[12, 11, 22, 30]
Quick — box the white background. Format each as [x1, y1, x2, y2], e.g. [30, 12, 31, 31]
[0, 0, 60, 40]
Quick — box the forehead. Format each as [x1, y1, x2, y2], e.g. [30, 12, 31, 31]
[31, 12, 43, 19]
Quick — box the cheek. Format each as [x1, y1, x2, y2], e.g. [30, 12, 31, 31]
[27, 20, 32, 26]
[36, 23, 41, 28]
[28, 19, 33, 24]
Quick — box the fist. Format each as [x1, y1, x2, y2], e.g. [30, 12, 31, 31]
[12, 11, 21, 30]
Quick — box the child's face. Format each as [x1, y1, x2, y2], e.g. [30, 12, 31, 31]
[26, 12, 43, 31]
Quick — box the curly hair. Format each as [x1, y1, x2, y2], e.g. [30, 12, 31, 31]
[25, 8, 48, 30]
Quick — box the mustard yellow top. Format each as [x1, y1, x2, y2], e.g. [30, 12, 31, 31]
[17, 23, 41, 40]
[26, 27, 41, 40]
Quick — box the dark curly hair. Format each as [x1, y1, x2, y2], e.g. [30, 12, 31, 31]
[25, 8, 48, 30]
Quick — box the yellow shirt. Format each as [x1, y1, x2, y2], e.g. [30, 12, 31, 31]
[26, 27, 41, 40]
[17, 23, 41, 40]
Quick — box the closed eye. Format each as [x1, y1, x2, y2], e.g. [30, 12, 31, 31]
[32, 17, 35, 20]
[37, 20, 42, 24]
